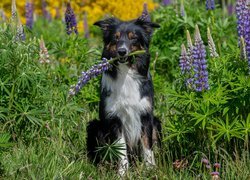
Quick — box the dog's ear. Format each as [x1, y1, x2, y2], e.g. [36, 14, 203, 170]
[135, 17, 160, 35]
[94, 17, 119, 32]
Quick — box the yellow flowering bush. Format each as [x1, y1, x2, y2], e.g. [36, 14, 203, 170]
[0, 0, 157, 32]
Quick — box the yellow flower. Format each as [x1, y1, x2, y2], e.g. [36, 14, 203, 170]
[1, 0, 157, 32]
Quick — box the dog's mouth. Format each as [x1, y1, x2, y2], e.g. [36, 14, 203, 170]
[118, 57, 129, 64]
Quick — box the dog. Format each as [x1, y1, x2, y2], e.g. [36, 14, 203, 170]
[86, 15, 161, 176]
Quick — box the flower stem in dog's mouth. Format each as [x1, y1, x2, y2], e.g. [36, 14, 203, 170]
[68, 50, 146, 97]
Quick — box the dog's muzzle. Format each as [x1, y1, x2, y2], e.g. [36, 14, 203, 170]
[117, 48, 129, 63]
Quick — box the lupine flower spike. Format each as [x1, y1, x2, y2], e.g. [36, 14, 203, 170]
[25, 0, 34, 29]
[39, 37, 50, 64]
[206, 0, 215, 10]
[180, 0, 185, 17]
[186, 30, 193, 62]
[83, 12, 90, 38]
[65, 2, 78, 35]
[69, 58, 112, 96]
[0, 9, 6, 22]
[42, 0, 51, 21]
[192, 25, 209, 92]
[16, 17, 26, 41]
[11, 0, 17, 23]
[236, 0, 250, 71]
[207, 27, 219, 58]
[162, 0, 171, 6]
[179, 44, 190, 74]
[141, 3, 151, 22]
[185, 30, 194, 88]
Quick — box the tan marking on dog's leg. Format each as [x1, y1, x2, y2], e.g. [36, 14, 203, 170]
[141, 133, 155, 166]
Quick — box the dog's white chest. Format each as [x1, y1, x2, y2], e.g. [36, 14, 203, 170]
[102, 64, 151, 146]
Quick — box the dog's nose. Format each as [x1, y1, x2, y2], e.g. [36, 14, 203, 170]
[118, 48, 127, 57]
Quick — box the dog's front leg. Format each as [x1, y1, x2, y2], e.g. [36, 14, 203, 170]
[141, 115, 156, 166]
[117, 133, 129, 176]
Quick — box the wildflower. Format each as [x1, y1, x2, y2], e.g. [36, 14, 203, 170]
[201, 158, 209, 165]
[206, 0, 215, 10]
[206, 164, 211, 169]
[65, 2, 78, 35]
[211, 171, 220, 180]
[185, 30, 195, 89]
[39, 37, 50, 64]
[227, 3, 234, 15]
[162, 0, 171, 6]
[236, 0, 250, 71]
[180, 0, 185, 17]
[41, 0, 51, 21]
[25, 1, 34, 29]
[186, 30, 193, 63]
[141, 3, 151, 22]
[192, 25, 209, 92]
[207, 27, 219, 58]
[214, 163, 221, 169]
[83, 12, 89, 38]
[69, 58, 112, 96]
[0, 9, 6, 22]
[16, 18, 26, 41]
[179, 44, 190, 74]
[11, 0, 17, 22]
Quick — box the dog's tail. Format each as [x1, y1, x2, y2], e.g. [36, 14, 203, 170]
[86, 119, 105, 164]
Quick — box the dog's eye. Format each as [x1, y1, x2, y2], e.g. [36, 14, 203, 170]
[128, 32, 138, 40]
[115, 32, 121, 40]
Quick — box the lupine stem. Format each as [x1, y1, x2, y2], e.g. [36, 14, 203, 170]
[69, 50, 146, 97]
[108, 50, 146, 64]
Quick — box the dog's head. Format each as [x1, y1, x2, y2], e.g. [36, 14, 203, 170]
[94, 16, 160, 63]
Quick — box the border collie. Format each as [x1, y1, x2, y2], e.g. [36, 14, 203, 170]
[87, 15, 161, 176]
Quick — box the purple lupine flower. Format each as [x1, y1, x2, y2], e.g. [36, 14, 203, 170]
[236, 0, 250, 71]
[162, 0, 171, 6]
[206, 0, 215, 10]
[192, 25, 209, 92]
[236, 0, 248, 40]
[185, 30, 195, 88]
[42, 0, 51, 21]
[25, 1, 34, 29]
[207, 27, 219, 58]
[180, 44, 190, 74]
[141, 3, 151, 22]
[65, 2, 78, 35]
[227, 3, 234, 15]
[180, 0, 185, 17]
[83, 12, 89, 38]
[16, 18, 26, 41]
[0, 9, 6, 22]
[69, 58, 112, 96]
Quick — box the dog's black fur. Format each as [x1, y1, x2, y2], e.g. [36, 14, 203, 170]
[86, 16, 161, 170]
